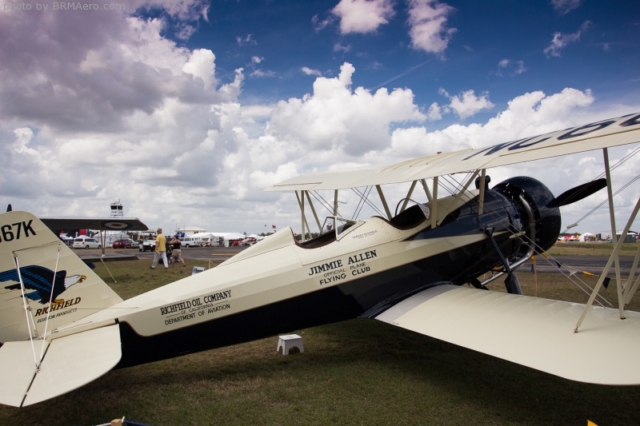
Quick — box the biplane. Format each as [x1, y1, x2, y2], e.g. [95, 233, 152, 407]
[1, 112, 640, 407]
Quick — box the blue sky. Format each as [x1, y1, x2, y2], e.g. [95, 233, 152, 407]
[191, 0, 640, 121]
[0, 0, 639, 235]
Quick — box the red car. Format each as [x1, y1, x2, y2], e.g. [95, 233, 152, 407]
[112, 239, 137, 249]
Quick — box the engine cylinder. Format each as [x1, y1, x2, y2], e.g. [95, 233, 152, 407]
[493, 176, 561, 252]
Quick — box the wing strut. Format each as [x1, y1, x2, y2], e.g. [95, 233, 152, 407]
[603, 148, 625, 319]
[624, 247, 640, 304]
[295, 191, 310, 241]
[478, 169, 486, 215]
[375, 185, 392, 219]
[575, 197, 640, 332]
[304, 191, 322, 232]
[431, 177, 439, 229]
[420, 179, 432, 204]
[400, 181, 418, 213]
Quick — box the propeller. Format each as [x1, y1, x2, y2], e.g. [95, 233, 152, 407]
[547, 178, 607, 208]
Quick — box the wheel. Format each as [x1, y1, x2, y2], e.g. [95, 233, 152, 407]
[84, 245, 89, 249]
[98, 245, 101, 248]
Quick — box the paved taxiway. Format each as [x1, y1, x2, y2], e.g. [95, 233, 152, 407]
[78, 245, 247, 263]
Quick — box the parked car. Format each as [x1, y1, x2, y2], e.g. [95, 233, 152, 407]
[139, 239, 156, 252]
[112, 239, 136, 249]
[73, 237, 101, 249]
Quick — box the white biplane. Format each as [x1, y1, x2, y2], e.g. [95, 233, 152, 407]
[1, 112, 640, 407]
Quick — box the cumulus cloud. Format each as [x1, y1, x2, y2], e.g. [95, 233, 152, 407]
[331, 0, 395, 34]
[407, 0, 457, 55]
[544, 21, 591, 57]
[426, 102, 442, 120]
[0, 1, 246, 227]
[439, 89, 494, 119]
[378, 87, 597, 162]
[551, 0, 582, 15]
[268, 63, 425, 155]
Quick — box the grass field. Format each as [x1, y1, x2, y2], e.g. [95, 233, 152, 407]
[548, 241, 640, 257]
[1, 248, 639, 425]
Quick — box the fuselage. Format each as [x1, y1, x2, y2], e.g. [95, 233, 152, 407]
[54, 178, 561, 368]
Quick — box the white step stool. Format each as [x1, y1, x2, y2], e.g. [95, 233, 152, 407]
[277, 334, 304, 355]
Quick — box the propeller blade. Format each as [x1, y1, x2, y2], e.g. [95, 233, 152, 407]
[547, 178, 607, 208]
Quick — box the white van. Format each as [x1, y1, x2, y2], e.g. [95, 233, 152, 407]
[181, 236, 199, 248]
[73, 236, 101, 249]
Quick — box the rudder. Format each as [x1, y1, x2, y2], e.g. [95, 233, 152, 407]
[0, 211, 123, 343]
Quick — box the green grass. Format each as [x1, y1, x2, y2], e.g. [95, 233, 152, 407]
[1, 257, 639, 425]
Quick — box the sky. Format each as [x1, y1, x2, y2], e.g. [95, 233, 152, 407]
[1, 0, 639, 236]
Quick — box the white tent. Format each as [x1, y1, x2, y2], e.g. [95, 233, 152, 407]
[578, 232, 594, 242]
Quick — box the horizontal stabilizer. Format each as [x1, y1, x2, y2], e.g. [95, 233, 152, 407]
[0, 324, 121, 407]
[0, 341, 42, 407]
[376, 285, 640, 385]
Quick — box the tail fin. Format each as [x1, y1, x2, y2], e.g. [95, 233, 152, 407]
[0, 211, 123, 343]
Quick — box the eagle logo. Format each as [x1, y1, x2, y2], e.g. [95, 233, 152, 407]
[0, 265, 86, 304]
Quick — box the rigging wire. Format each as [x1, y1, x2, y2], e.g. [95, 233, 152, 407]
[468, 196, 613, 307]
[352, 186, 373, 219]
[565, 172, 640, 231]
[40, 245, 62, 362]
[352, 187, 386, 217]
[13, 255, 40, 368]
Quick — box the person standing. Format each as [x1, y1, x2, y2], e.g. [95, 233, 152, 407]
[170, 235, 186, 267]
[150, 228, 168, 269]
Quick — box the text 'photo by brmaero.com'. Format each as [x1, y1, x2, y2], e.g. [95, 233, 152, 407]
[2, 2, 125, 12]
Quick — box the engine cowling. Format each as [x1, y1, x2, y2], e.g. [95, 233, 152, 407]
[492, 176, 561, 253]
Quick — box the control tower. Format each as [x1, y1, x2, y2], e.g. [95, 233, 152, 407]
[110, 200, 123, 217]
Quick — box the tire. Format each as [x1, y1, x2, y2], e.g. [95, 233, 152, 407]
[84, 245, 89, 249]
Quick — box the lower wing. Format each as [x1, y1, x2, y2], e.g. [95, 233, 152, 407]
[375, 284, 640, 385]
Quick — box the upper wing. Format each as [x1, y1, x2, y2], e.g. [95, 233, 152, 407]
[267, 112, 640, 191]
[374, 284, 640, 385]
[40, 217, 149, 231]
